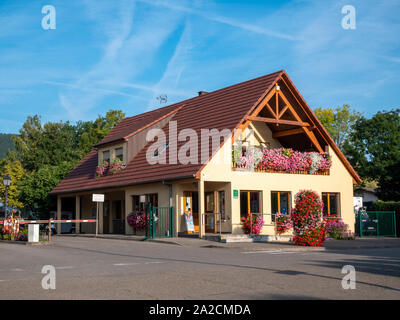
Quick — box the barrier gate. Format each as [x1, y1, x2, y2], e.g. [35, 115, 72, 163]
[145, 205, 174, 239]
[356, 211, 397, 237]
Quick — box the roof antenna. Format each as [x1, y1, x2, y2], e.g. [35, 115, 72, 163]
[156, 94, 168, 104]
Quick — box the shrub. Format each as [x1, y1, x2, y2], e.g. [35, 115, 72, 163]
[291, 190, 325, 246]
[275, 213, 293, 235]
[241, 213, 264, 235]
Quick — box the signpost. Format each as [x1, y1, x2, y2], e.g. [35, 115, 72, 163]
[92, 194, 104, 236]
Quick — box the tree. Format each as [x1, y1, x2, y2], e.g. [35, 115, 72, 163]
[18, 162, 76, 216]
[12, 116, 81, 172]
[343, 109, 400, 201]
[314, 104, 362, 149]
[77, 110, 126, 156]
[0, 158, 26, 208]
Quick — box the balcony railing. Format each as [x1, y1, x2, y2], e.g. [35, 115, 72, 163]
[232, 164, 330, 175]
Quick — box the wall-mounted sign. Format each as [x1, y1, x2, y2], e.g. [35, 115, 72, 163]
[140, 195, 146, 203]
[233, 189, 239, 199]
[92, 194, 105, 203]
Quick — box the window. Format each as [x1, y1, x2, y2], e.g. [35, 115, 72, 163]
[240, 191, 261, 220]
[219, 191, 225, 220]
[271, 191, 291, 221]
[115, 148, 123, 162]
[153, 142, 169, 157]
[131, 193, 158, 211]
[103, 150, 110, 163]
[322, 193, 340, 217]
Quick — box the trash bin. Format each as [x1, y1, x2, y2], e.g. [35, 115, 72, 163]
[28, 224, 39, 242]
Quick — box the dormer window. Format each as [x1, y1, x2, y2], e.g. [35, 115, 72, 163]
[115, 147, 123, 162]
[153, 142, 169, 157]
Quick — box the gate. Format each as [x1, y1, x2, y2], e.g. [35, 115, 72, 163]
[145, 205, 174, 239]
[356, 211, 397, 237]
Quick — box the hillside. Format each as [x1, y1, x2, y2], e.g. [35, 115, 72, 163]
[0, 133, 15, 159]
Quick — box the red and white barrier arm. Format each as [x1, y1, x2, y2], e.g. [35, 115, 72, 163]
[0, 219, 97, 224]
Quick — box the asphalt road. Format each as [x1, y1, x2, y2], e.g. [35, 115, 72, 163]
[0, 237, 399, 299]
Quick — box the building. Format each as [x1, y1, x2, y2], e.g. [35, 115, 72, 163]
[51, 70, 361, 237]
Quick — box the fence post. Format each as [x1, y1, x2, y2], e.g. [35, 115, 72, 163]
[359, 214, 362, 237]
[48, 218, 52, 242]
[376, 213, 379, 237]
[250, 213, 253, 237]
[393, 211, 397, 237]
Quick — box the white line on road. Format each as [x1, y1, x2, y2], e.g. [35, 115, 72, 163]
[55, 266, 75, 270]
[113, 261, 163, 266]
[11, 268, 24, 272]
[241, 250, 303, 254]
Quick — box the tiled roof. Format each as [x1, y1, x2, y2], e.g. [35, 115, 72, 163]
[51, 71, 282, 194]
[51, 69, 361, 195]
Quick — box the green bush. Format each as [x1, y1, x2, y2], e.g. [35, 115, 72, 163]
[371, 201, 400, 213]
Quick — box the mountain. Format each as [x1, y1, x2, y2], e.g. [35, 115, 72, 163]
[0, 133, 15, 159]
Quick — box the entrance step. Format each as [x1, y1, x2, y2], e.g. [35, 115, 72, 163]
[204, 234, 293, 243]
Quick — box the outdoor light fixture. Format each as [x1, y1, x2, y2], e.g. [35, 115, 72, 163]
[3, 174, 11, 218]
[3, 175, 11, 187]
[276, 84, 280, 91]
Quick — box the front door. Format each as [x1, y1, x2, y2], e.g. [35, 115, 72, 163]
[184, 192, 199, 233]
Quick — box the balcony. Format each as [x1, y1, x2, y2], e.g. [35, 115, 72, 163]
[232, 147, 331, 176]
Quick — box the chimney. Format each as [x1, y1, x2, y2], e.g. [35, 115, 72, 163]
[198, 91, 208, 96]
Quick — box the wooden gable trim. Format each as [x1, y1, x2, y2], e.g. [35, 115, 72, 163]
[279, 72, 362, 184]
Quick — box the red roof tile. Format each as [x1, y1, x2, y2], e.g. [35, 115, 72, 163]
[51, 71, 282, 194]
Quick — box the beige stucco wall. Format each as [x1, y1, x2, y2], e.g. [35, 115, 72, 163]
[201, 134, 355, 235]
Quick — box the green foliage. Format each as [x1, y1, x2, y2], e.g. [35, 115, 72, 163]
[19, 162, 76, 216]
[343, 109, 400, 200]
[7, 109, 125, 215]
[0, 159, 26, 208]
[371, 201, 400, 214]
[0, 133, 16, 159]
[314, 104, 362, 149]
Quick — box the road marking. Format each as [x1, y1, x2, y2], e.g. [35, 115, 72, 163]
[55, 266, 74, 270]
[113, 263, 140, 266]
[11, 268, 24, 272]
[113, 261, 163, 266]
[242, 250, 284, 254]
[242, 250, 302, 254]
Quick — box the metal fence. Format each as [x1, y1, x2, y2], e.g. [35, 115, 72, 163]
[145, 206, 174, 239]
[355, 211, 397, 237]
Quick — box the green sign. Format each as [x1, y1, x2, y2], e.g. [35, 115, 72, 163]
[233, 189, 239, 199]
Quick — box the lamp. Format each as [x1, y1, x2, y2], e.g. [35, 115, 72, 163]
[3, 175, 11, 217]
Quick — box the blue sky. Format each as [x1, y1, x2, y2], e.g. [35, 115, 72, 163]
[0, 0, 399, 133]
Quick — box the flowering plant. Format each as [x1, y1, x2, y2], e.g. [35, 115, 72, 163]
[291, 190, 325, 246]
[127, 211, 147, 230]
[96, 161, 109, 178]
[109, 158, 126, 175]
[275, 213, 293, 234]
[233, 147, 332, 174]
[324, 218, 353, 239]
[241, 213, 264, 235]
